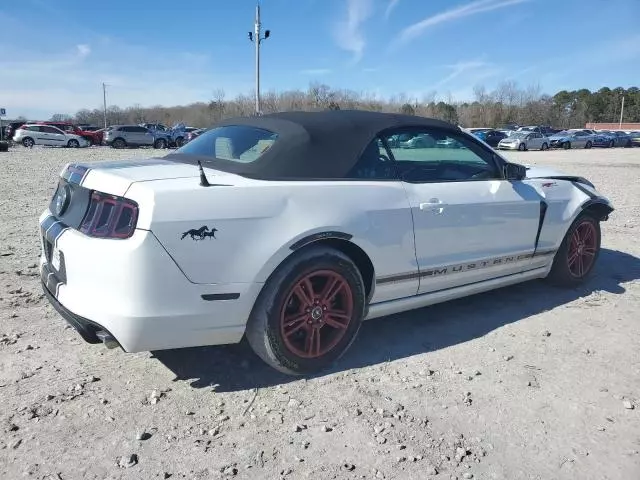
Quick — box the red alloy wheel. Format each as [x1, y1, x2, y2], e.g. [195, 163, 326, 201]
[279, 270, 354, 359]
[567, 220, 598, 278]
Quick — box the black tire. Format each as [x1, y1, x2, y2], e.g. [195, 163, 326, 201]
[546, 212, 601, 287]
[0, 141, 8, 152]
[518, 143, 526, 151]
[585, 141, 592, 149]
[22, 137, 34, 148]
[245, 245, 366, 375]
[67, 139, 79, 148]
[154, 138, 166, 149]
[175, 136, 185, 148]
[541, 142, 548, 151]
[609, 140, 615, 148]
[563, 141, 571, 149]
[112, 138, 126, 149]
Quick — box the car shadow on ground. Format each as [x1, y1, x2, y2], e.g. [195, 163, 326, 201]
[151, 248, 640, 392]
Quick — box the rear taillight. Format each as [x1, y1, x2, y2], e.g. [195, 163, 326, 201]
[79, 191, 139, 239]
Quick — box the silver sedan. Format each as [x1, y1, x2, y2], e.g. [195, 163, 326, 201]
[497, 131, 550, 151]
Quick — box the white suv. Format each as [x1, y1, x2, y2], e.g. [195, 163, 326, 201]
[13, 124, 90, 148]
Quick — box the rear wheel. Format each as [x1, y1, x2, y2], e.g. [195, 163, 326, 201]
[546, 213, 601, 287]
[609, 140, 615, 148]
[245, 245, 365, 375]
[585, 141, 592, 149]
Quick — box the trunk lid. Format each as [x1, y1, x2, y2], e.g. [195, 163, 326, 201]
[67, 158, 239, 196]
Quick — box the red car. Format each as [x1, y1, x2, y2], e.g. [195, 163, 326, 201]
[25, 121, 104, 145]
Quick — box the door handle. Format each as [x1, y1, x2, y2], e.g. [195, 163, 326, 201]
[419, 198, 446, 213]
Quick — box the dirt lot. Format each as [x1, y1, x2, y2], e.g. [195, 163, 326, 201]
[1, 145, 639, 480]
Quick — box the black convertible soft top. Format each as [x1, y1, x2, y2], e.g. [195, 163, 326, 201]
[164, 109, 460, 180]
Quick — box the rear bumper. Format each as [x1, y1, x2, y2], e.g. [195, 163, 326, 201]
[39, 210, 262, 352]
[41, 274, 115, 345]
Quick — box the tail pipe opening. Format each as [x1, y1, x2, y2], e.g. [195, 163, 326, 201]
[96, 330, 120, 349]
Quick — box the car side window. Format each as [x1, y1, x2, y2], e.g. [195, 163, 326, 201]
[345, 138, 396, 180]
[43, 126, 62, 134]
[381, 128, 500, 183]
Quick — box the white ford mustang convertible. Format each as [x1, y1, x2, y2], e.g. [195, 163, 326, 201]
[39, 110, 614, 374]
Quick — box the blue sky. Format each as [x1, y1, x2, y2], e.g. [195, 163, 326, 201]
[1, 0, 639, 119]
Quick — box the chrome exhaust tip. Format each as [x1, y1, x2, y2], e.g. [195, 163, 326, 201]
[96, 330, 119, 350]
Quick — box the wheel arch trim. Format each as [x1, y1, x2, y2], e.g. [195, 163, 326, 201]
[253, 229, 376, 308]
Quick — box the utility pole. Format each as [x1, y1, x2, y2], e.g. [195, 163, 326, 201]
[102, 83, 108, 129]
[248, 2, 270, 115]
[619, 96, 625, 129]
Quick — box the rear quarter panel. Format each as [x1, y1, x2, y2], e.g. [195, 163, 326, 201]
[125, 179, 418, 303]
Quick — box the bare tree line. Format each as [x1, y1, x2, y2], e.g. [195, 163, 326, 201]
[47, 82, 639, 129]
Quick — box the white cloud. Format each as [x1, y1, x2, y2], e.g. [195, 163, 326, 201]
[332, 0, 374, 63]
[393, 0, 532, 46]
[76, 44, 91, 58]
[385, 0, 401, 19]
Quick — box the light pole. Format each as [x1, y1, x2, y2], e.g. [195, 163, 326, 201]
[102, 82, 108, 129]
[619, 95, 625, 129]
[248, 2, 270, 115]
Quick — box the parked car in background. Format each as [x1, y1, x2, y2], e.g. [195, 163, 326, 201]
[78, 125, 102, 132]
[548, 130, 593, 149]
[517, 125, 560, 137]
[590, 131, 615, 148]
[467, 128, 493, 142]
[5, 121, 29, 140]
[13, 124, 90, 148]
[603, 131, 632, 148]
[26, 121, 104, 145]
[104, 125, 163, 149]
[629, 131, 640, 147]
[497, 131, 549, 151]
[399, 133, 437, 148]
[480, 129, 508, 147]
[141, 123, 191, 148]
[185, 128, 207, 143]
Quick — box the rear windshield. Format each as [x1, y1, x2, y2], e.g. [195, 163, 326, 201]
[176, 125, 278, 163]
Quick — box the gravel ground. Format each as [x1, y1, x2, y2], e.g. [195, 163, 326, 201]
[1, 145, 639, 480]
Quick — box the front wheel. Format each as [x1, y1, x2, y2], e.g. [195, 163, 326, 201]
[546, 213, 601, 287]
[541, 142, 548, 151]
[22, 137, 34, 148]
[609, 140, 615, 148]
[67, 139, 80, 148]
[154, 138, 167, 149]
[112, 138, 126, 149]
[585, 141, 592, 149]
[518, 143, 526, 151]
[563, 141, 571, 149]
[245, 245, 365, 375]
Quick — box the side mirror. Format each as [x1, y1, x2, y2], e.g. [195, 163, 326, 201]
[503, 162, 527, 181]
